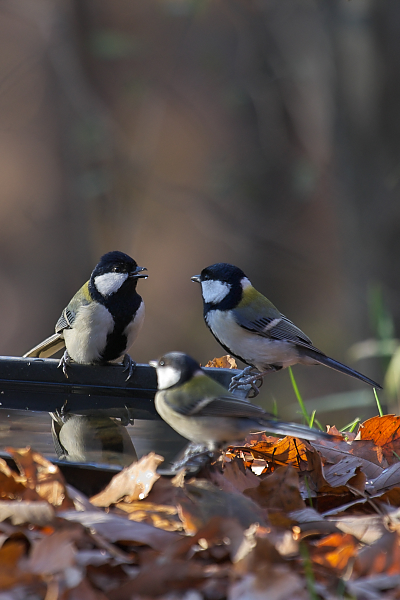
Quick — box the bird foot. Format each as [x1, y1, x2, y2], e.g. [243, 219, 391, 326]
[157, 443, 214, 476]
[229, 367, 264, 397]
[58, 350, 72, 378]
[122, 354, 136, 381]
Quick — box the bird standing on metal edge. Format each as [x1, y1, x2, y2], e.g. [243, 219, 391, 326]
[150, 351, 331, 449]
[24, 251, 147, 379]
[191, 263, 382, 395]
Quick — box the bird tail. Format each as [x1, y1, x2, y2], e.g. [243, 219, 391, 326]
[258, 419, 331, 441]
[300, 348, 382, 390]
[23, 333, 65, 359]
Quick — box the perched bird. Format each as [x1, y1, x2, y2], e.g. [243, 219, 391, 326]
[191, 263, 381, 394]
[24, 251, 147, 378]
[150, 351, 330, 449]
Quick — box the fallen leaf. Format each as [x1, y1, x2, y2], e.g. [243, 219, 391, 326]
[357, 415, 400, 445]
[59, 509, 179, 550]
[311, 532, 357, 572]
[27, 529, 80, 575]
[116, 501, 181, 532]
[312, 439, 386, 477]
[244, 466, 306, 512]
[0, 540, 34, 590]
[354, 530, 400, 576]
[204, 355, 238, 369]
[234, 437, 310, 469]
[90, 452, 163, 507]
[0, 501, 54, 526]
[367, 463, 400, 495]
[209, 458, 260, 494]
[166, 515, 250, 562]
[324, 457, 367, 490]
[332, 514, 387, 544]
[6, 447, 74, 509]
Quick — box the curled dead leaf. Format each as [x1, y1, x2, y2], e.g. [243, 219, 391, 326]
[90, 453, 163, 507]
[204, 355, 238, 369]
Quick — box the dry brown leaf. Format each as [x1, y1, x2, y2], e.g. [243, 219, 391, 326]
[312, 439, 386, 477]
[165, 515, 249, 563]
[115, 501, 181, 532]
[204, 355, 238, 369]
[59, 509, 179, 550]
[90, 452, 163, 507]
[6, 447, 74, 509]
[209, 457, 260, 494]
[26, 529, 80, 575]
[244, 466, 306, 512]
[323, 459, 367, 492]
[367, 463, 400, 495]
[0, 540, 34, 590]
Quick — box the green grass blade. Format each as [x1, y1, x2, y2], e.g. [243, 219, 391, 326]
[309, 410, 316, 429]
[340, 417, 360, 433]
[288, 367, 310, 426]
[373, 388, 383, 417]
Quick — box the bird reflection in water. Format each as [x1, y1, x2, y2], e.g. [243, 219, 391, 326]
[50, 412, 138, 466]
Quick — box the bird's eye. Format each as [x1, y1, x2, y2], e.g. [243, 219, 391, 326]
[159, 360, 165, 367]
[112, 265, 122, 273]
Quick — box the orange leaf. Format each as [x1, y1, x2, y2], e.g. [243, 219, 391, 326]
[204, 355, 238, 369]
[357, 415, 400, 445]
[312, 533, 357, 572]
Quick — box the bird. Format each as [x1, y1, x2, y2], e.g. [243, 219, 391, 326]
[24, 250, 147, 379]
[191, 262, 382, 394]
[50, 412, 138, 467]
[149, 351, 331, 450]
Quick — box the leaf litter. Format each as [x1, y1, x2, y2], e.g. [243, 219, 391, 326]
[5, 414, 400, 597]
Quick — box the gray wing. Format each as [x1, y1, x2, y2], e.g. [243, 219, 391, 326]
[55, 307, 75, 333]
[24, 282, 91, 358]
[233, 310, 321, 350]
[166, 390, 272, 420]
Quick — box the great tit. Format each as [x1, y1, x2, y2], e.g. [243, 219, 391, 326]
[149, 351, 330, 449]
[191, 263, 382, 394]
[50, 412, 138, 466]
[24, 251, 147, 378]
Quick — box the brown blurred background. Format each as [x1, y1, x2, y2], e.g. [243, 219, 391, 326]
[0, 0, 399, 425]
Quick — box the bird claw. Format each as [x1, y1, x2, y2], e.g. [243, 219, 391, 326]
[229, 367, 263, 397]
[122, 354, 136, 381]
[57, 350, 72, 378]
[158, 443, 215, 476]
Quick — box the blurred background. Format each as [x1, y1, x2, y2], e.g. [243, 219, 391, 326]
[0, 0, 399, 427]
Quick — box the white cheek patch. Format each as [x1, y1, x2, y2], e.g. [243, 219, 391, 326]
[156, 365, 181, 390]
[201, 280, 231, 304]
[94, 272, 128, 296]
